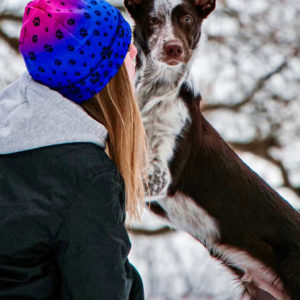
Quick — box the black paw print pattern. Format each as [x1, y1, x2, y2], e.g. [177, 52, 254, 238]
[55, 59, 62, 66]
[29, 52, 36, 61]
[67, 18, 75, 26]
[84, 12, 91, 19]
[44, 44, 53, 52]
[101, 47, 113, 60]
[32, 35, 38, 43]
[68, 85, 80, 95]
[90, 72, 101, 84]
[56, 30, 64, 40]
[68, 45, 75, 51]
[80, 28, 88, 37]
[33, 17, 40, 26]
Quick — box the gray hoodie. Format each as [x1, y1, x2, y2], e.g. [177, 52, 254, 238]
[0, 72, 108, 154]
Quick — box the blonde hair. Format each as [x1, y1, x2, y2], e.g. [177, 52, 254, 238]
[81, 62, 148, 220]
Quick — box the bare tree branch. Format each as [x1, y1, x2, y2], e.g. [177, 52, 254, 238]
[229, 137, 279, 157]
[203, 60, 288, 112]
[0, 28, 20, 53]
[207, 35, 226, 44]
[0, 13, 23, 23]
[230, 138, 300, 198]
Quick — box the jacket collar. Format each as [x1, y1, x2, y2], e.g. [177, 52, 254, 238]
[0, 72, 108, 154]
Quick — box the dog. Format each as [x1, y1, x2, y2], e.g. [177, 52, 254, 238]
[124, 0, 300, 299]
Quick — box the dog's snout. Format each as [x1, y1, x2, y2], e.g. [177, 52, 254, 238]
[164, 41, 183, 58]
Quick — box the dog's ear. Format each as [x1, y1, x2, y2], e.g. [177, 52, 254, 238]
[194, 0, 216, 19]
[124, 0, 143, 18]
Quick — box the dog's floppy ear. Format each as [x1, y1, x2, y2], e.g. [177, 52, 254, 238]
[194, 0, 216, 19]
[124, 0, 143, 18]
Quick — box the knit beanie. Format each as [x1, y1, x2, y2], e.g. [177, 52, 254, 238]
[19, 0, 132, 103]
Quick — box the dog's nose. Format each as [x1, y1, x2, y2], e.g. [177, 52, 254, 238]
[164, 41, 183, 58]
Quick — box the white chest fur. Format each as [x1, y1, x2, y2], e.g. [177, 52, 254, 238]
[141, 95, 190, 163]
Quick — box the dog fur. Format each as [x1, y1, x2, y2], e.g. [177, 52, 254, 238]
[124, 0, 300, 299]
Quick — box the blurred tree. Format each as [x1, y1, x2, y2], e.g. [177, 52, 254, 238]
[198, 0, 300, 204]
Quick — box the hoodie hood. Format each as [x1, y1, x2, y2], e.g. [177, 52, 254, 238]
[0, 72, 108, 154]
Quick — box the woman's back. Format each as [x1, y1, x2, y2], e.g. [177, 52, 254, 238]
[0, 0, 147, 298]
[0, 70, 142, 300]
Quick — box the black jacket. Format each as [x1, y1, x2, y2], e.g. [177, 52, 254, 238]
[0, 143, 144, 299]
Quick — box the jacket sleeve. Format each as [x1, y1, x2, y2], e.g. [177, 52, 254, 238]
[54, 169, 140, 300]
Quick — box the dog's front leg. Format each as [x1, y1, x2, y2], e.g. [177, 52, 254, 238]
[142, 98, 189, 200]
[144, 123, 177, 199]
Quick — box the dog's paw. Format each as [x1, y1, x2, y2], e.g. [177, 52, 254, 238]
[145, 159, 170, 197]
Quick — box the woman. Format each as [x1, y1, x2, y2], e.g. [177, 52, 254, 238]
[0, 0, 147, 299]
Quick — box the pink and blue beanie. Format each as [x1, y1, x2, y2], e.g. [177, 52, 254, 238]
[19, 0, 132, 103]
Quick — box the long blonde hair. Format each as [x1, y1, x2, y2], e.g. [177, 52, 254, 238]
[81, 63, 148, 220]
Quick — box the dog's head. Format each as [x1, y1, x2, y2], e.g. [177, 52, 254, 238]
[124, 0, 215, 67]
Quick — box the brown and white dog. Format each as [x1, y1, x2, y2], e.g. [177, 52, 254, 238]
[124, 0, 300, 299]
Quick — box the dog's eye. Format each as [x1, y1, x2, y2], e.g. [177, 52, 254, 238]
[180, 15, 193, 24]
[149, 17, 160, 25]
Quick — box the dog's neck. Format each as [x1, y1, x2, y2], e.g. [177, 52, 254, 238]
[134, 46, 201, 112]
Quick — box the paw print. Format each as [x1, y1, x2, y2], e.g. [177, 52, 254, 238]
[32, 35, 38, 43]
[68, 85, 80, 95]
[101, 47, 113, 59]
[84, 12, 91, 19]
[145, 159, 171, 197]
[67, 18, 75, 26]
[29, 52, 36, 61]
[90, 72, 100, 84]
[117, 26, 125, 38]
[55, 59, 62, 66]
[33, 17, 40, 27]
[44, 44, 53, 52]
[93, 30, 100, 36]
[68, 59, 76, 65]
[67, 45, 75, 51]
[119, 29, 125, 38]
[56, 30, 64, 40]
[80, 28, 88, 37]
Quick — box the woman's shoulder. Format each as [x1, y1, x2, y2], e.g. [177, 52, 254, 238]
[46, 142, 122, 183]
[1, 142, 124, 216]
[41, 142, 115, 171]
[18, 142, 118, 175]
